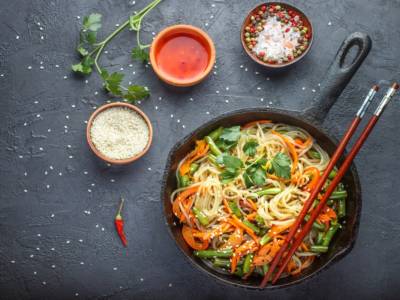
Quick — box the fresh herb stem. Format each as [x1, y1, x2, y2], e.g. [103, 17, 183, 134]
[72, 0, 162, 102]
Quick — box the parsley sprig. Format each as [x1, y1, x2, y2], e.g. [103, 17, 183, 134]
[71, 0, 162, 103]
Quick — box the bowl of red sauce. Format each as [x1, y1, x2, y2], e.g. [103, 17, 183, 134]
[150, 25, 216, 87]
[241, 2, 313, 68]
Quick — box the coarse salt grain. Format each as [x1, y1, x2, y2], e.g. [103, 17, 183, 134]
[90, 107, 149, 160]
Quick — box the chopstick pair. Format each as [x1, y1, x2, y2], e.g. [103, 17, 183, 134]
[261, 82, 399, 287]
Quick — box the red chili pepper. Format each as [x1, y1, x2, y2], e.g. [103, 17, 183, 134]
[261, 5, 267, 12]
[115, 198, 127, 247]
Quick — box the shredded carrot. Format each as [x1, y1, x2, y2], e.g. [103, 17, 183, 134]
[246, 212, 257, 221]
[193, 223, 232, 241]
[271, 130, 298, 174]
[253, 238, 284, 266]
[294, 135, 313, 149]
[172, 186, 199, 222]
[222, 227, 243, 250]
[229, 215, 259, 243]
[230, 240, 258, 273]
[242, 120, 272, 129]
[268, 223, 293, 237]
[246, 198, 258, 211]
[223, 198, 233, 214]
[179, 140, 209, 176]
[182, 225, 209, 250]
[316, 206, 337, 228]
[304, 166, 320, 191]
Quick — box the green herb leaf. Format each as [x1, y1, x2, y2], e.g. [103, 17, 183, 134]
[243, 140, 259, 157]
[71, 56, 94, 75]
[83, 13, 102, 31]
[220, 168, 239, 184]
[220, 126, 241, 143]
[271, 152, 291, 179]
[77, 46, 89, 56]
[102, 71, 124, 95]
[223, 155, 243, 169]
[124, 85, 150, 103]
[243, 156, 267, 188]
[132, 47, 149, 63]
[252, 168, 266, 186]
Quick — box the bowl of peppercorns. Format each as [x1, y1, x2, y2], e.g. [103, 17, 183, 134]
[241, 2, 313, 68]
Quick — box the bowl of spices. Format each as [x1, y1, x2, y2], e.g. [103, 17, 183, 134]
[150, 24, 216, 87]
[86, 102, 153, 165]
[241, 2, 313, 68]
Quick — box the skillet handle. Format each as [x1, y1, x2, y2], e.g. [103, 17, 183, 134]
[305, 32, 372, 123]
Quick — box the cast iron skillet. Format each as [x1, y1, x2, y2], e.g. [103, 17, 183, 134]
[161, 32, 371, 289]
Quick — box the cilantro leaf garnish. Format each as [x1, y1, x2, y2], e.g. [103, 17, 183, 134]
[243, 156, 267, 188]
[243, 140, 259, 157]
[217, 154, 244, 184]
[220, 126, 241, 143]
[270, 152, 291, 179]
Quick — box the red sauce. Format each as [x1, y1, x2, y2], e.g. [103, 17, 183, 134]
[155, 34, 210, 81]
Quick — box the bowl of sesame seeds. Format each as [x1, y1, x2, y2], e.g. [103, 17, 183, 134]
[86, 102, 153, 165]
[241, 2, 313, 68]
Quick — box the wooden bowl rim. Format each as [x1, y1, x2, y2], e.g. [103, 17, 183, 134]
[86, 102, 153, 165]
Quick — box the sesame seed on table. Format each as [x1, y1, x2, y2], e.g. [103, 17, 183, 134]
[0, 0, 399, 299]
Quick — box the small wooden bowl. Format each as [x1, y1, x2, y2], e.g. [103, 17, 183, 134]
[86, 102, 153, 165]
[149, 24, 216, 87]
[241, 2, 313, 69]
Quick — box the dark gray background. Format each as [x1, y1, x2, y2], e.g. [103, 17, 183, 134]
[0, 0, 399, 299]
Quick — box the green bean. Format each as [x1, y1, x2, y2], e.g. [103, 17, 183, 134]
[308, 149, 321, 159]
[189, 163, 200, 175]
[255, 188, 282, 197]
[338, 198, 346, 218]
[243, 254, 254, 274]
[304, 214, 325, 231]
[208, 126, 223, 141]
[316, 231, 325, 245]
[322, 223, 340, 247]
[328, 169, 337, 179]
[228, 201, 242, 218]
[262, 264, 269, 275]
[213, 258, 231, 268]
[178, 174, 190, 188]
[193, 249, 233, 258]
[310, 245, 328, 253]
[205, 136, 222, 156]
[192, 207, 209, 226]
[330, 190, 348, 199]
[234, 265, 244, 277]
[207, 154, 219, 166]
[326, 199, 335, 207]
[260, 233, 272, 246]
[243, 220, 261, 235]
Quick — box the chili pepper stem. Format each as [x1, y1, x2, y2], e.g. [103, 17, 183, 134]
[116, 198, 125, 217]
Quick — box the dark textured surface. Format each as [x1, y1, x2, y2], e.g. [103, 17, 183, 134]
[0, 0, 399, 299]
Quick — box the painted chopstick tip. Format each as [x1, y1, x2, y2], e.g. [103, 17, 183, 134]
[391, 82, 399, 90]
[372, 84, 379, 91]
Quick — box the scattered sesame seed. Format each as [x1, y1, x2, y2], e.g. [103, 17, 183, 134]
[101, 227, 105, 231]
[328, 21, 332, 26]
[302, 86, 306, 90]
[80, 262, 84, 265]
[206, 111, 210, 115]
[140, 278, 144, 282]
[33, 271, 37, 275]
[30, 254, 34, 258]
[51, 214, 55, 218]
[63, 75, 68, 79]
[66, 240, 70, 244]
[113, 267, 118, 271]
[24, 189, 28, 193]
[51, 248, 55, 251]
[51, 265, 56, 268]
[55, 64, 60, 68]
[37, 233, 41, 237]
[42, 281, 46, 285]
[27, 66, 32, 70]
[10, 260, 15, 264]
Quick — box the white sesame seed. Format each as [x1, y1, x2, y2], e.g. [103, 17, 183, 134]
[51, 214, 55, 218]
[302, 86, 306, 90]
[63, 75, 68, 79]
[55, 64, 59, 68]
[51, 265, 56, 268]
[30, 254, 34, 258]
[27, 66, 32, 70]
[113, 267, 118, 271]
[37, 233, 41, 237]
[10, 260, 15, 263]
[66, 240, 70, 244]
[24, 189, 28, 193]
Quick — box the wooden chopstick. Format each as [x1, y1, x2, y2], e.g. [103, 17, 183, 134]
[259, 84, 379, 288]
[271, 82, 399, 284]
